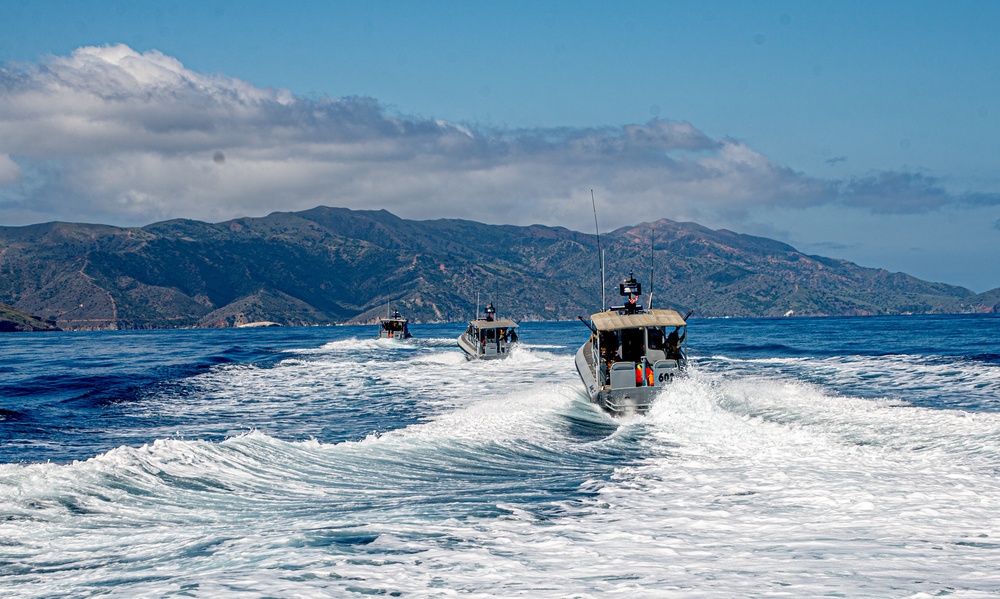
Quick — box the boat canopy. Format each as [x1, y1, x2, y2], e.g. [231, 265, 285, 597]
[590, 308, 686, 331]
[468, 318, 518, 329]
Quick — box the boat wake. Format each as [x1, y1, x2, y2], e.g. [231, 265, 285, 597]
[3, 320, 1000, 597]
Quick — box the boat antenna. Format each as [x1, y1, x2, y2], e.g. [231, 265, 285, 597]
[591, 190, 605, 310]
[648, 224, 654, 309]
[591, 190, 605, 388]
[476, 290, 480, 320]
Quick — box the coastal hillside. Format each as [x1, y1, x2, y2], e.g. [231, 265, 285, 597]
[0, 207, 995, 330]
[0, 303, 61, 332]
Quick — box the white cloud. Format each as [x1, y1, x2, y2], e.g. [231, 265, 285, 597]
[0, 44, 996, 232]
[0, 154, 21, 185]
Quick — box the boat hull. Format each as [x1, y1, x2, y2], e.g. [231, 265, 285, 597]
[377, 317, 411, 339]
[378, 329, 411, 340]
[457, 315, 519, 360]
[457, 333, 513, 360]
[575, 339, 682, 416]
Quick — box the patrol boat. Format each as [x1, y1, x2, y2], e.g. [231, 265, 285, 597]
[457, 302, 519, 360]
[377, 309, 412, 339]
[575, 272, 688, 416]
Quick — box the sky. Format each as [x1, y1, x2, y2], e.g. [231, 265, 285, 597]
[1, 1, 998, 292]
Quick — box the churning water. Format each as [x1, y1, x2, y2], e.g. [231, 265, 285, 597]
[1, 315, 999, 597]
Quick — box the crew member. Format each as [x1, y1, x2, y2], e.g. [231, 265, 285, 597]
[666, 326, 685, 360]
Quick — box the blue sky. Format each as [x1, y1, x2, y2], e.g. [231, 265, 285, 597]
[1, 1, 998, 292]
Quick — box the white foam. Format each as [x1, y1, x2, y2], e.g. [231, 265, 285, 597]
[4, 334, 1000, 597]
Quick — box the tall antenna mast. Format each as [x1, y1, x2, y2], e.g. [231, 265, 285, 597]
[648, 225, 655, 309]
[591, 190, 605, 310]
[590, 190, 604, 386]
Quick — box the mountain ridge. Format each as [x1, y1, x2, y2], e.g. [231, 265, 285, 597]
[1, 206, 996, 330]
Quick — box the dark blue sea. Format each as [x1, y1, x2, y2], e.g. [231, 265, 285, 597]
[1, 315, 999, 597]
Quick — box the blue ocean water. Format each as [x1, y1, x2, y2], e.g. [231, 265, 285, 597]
[1, 315, 999, 597]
